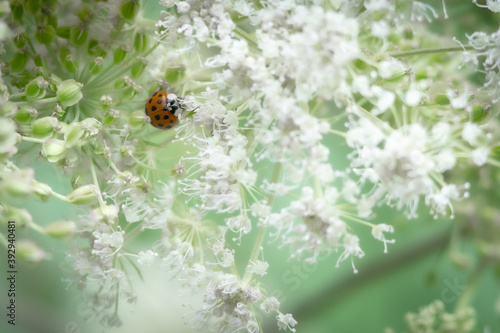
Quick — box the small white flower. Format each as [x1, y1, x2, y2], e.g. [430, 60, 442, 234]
[371, 224, 395, 253]
[276, 313, 297, 332]
[471, 147, 489, 166]
[137, 250, 158, 266]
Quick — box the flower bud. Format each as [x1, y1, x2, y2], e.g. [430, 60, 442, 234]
[134, 32, 148, 53]
[17, 240, 46, 263]
[14, 106, 37, 123]
[70, 26, 88, 46]
[56, 79, 83, 107]
[32, 181, 53, 201]
[64, 118, 100, 148]
[88, 39, 106, 57]
[129, 110, 148, 128]
[33, 54, 45, 68]
[10, 49, 28, 72]
[42, 139, 67, 162]
[35, 24, 55, 44]
[56, 26, 71, 39]
[48, 74, 62, 91]
[4, 206, 32, 228]
[131, 58, 146, 78]
[120, 0, 139, 20]
[13, 33, 27, 48]
[100, 95, 113, 109]
[63, 122, 85, 148]
[0, 168, 34, 197]
[63, 55, 78, 73]
[113, 46, 128, 64]
[90, 57, 104, 74]
[10, 1, 23, 21]
[66, 184, 97, 205]
[165, 65, 186, 84]
[25, 76, 48, 101]
[91, 205, 119, 224]
[44, 220, 76, 238]
[31, 116, 59, 139]
[0, 101, 17, 117]
[52, 104, 65, 118]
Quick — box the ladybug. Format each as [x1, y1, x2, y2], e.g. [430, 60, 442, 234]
[144, 91, 180, 129]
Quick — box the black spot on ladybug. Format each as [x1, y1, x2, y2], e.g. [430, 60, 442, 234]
[162, 106, 168, 111]
[163, 115, 169, 120]
[155, 115, 160, 120]
[149, 98, 152, 104]
[169, 120, 173, 124]
[166, 125, 172, 129]
[152, 92, 157, 96]
[151, 105, 157, 111]
[171, 106, 178, 112]
[157, 100, 162, 105]
[158, 123, 164, 127]
[158, 94, 163, 97]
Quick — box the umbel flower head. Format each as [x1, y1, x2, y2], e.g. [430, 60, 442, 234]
[1, 0, 500, 332]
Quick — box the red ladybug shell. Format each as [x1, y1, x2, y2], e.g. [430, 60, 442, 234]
[144, 91, 178, 130]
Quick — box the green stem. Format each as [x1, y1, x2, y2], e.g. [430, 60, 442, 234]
[16, 97, 59, 107]
[388, 45, 475, 58]
[21, 136, 45, 143]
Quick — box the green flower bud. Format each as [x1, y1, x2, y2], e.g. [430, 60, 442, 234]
[80, 117, 101, 135]
[66, 184, 97, 205]
[114, 77, 127, 89]
[0, 101, 17, 117]
[113, 46, 128, 64]
[63, 55, 78, 73]
[131, 58, 146, 78]
[4, 206, 32, 228]
[13, 33, 28, 48]
[165, 65, 186, 84]
[88, 40, 106, 57]
[26, 0, 41, 14]
[56, 79, 83, 107]
[472, 103, 489, 123]
[32, 181, 53, 201]
[14, 106, 37, 123]
[35, 24, 55, 44]
[25, 76, 48, 101]
[129, 110, 148, 129]
[31, 116, 60, 139]
[77, 6, 93, 22]
[34, 54, 45, 67]
[11, 71, 32, 88]
[10, 50, 28, 72]
[90, 57, 104, 74]
[42, 139, 67, 162]
[0, 168, 34, 197]
[100, 95, 113, 109]
[120, 0, 139, 20]
[103, 109, 119, 126]
[134, 32, 148, 53]
[17, 240, 46, 263]
[55, 26, 71, 39]
[49, 74, 62, 91]
[44, 220, 76, 238]
[63, 118, 100, 148]
[10, 1, 23, 21]
[92, 205, 118, 224]
[52, 104, 65, 118]
[70, 26, 88, 46]
[63, 122, 85, 148]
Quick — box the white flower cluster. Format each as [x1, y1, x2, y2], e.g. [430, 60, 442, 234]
[148, 0, 500, 330]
